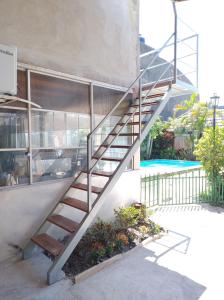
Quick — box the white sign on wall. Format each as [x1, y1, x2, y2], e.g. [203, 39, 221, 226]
[0, 44, 17, 95]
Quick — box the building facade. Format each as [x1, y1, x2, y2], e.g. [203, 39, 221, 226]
[0, 0, 140, 263]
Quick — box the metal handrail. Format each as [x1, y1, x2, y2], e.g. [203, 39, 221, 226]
[88, 55, 175, 176]
[142, 58, 174, 101]
[85, 0, 199, 211]
[177, 16, 197, 35]
[140, 34, 198, 59]
[141, 53, 197, 73]
[87, 33, 174, 141]
[86, 32, 175, 211]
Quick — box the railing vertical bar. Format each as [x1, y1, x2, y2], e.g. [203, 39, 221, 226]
[171, 174, 174, 204]
[87, 138, 92, 212]
[146, 176, 148, 207]
[181, 176, 184, 204]
[196, 34, 199, 88]
[139, 78, 142, 141]
[190, 171, 192, 204]
[192, 171, 194, 204]
[173, 1, 177, 83]
[195, 173, 197, 203]
[222, 177, 224, 205]
[153, 175, 155, 206]
[27, 70, 33, 185]
[174, 175, 177, 204]
[164, 174, 167, 204]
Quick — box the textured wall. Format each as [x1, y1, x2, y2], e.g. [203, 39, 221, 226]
[0, 0, 139, 86]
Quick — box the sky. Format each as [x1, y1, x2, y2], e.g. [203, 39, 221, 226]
[140, 0, 224, 104]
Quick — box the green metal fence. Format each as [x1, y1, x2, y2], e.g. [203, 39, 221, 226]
[141, 168, 224, 207]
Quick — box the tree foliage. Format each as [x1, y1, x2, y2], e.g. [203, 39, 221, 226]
[170, 93, 208, 137]
[194, 126, 224, 178]
[141, 117, 168, 160]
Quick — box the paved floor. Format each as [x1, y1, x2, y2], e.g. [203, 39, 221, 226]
[1, 204, 224, 300]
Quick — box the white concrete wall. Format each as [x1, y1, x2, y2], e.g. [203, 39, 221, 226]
[0, 0, 139, 86]
[0, 171, 140, 263]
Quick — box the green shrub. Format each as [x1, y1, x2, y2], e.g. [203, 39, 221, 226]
[194, 126, 224, 178]
[148, 220, 163, 235]
[87, 219, 116, 246]
[90, 242, 106, 264]
[114, 205, 151, 229]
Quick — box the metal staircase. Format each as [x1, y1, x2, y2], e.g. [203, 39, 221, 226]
[22, 2, 198, 284]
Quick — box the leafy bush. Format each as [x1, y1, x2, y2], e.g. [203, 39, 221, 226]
[63, 205, 163, 276]
[159, 147, 178, 159]
[90, 242, 106, 264]
[148, 220, 164, 235]
[194, 126, 224, 178]
[141, 117, 169, 160]
[114, 205, 151, 229]
[87, 219, 116, 245]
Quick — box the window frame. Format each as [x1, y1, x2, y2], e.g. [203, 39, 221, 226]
[0, 65, 134, 189]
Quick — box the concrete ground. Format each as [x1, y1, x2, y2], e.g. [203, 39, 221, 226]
[1, 204, 224, 300]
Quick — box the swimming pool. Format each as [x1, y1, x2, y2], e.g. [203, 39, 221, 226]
[140, 159, 202, 175]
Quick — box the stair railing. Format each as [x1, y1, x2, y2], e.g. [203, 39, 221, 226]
[86, 32, 176, 211]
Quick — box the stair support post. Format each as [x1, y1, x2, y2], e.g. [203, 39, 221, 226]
[87, 135, 92, 212]
[139, 78, 142, 140]
[173, 1, 177, 83]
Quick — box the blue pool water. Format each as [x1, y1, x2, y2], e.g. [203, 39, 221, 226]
[140, 159, 201, 169]
[140, 159, 201, 175]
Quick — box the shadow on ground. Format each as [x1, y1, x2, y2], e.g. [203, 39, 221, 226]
[154, 203, 224, 214]
[0, 245, 206, 300]
[71, 246, 206, 300]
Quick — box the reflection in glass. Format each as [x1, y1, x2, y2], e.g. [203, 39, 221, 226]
[32, 111, 90, 149]
[0, 151, 29, 186]
[0, 110, 28, 148]
[32, 148, 87, 182]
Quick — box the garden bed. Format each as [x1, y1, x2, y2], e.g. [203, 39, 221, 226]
[62, 203, 165, 281]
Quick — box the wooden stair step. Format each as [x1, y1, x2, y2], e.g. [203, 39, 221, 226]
[142, 79, 174, 91]
[130, 101, 159, 108]
[31, 233, 64, 257]
[83, 170, 113, 177]
[117, 121, 146, 126]
[139, 92, 164, 99]
[93, 156, 122, 162]
[47, 214, 79, 233]
[71, 183, 102, 194]
[110, 133, 138, 137]
[101, 144, 130, 149]
[126, 110, 153, 116]
[62, 197, 88, 212]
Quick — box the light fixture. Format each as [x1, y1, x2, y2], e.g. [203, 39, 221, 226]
[210, 93, 220, 129]
[210, 93, 220, 108]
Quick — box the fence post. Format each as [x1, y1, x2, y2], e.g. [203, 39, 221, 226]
[156, 174, 159, 206]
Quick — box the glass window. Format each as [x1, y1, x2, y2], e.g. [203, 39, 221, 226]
[78, 114, 90, 147]
[0, 151, 29, 186]
[0, 71, 134, 189]
[0, 109, 28, 149]
[66, 113, 79, 148]
[32, 148, 86, 183]
[32, 110, 54, 148]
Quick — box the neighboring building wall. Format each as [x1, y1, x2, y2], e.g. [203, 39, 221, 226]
[0, 0, 139, 87]
[140, 40, 192, 121]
